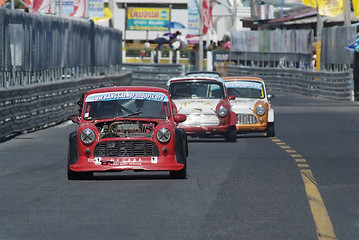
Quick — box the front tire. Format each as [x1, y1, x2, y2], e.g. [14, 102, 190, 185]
[67, 132, 93, 180]
[68, 167, 93, 180]
[225, 127, 237, 142]
[170, 129, 187, 179]
[266, 122, 275, 137]
[170, 163, 187, 179]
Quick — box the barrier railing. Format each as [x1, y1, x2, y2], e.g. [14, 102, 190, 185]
[0, 73, 131, 142]
[227, 65, 354, 101]
[122, 63, 185, 88]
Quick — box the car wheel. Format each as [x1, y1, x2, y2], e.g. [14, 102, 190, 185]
[67, 133, 93, 180]
[68, 167, 93, 180]
[170, 129, 187, 179]
[170, 161, 187, 179]
[225, 127, 237, 142]
[267, 122, 275, 137]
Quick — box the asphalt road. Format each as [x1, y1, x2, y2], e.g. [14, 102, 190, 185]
[1, 91, 359, 240]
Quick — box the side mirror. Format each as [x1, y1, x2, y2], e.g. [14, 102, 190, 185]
[229, 95, 236, 100]
[267, 93, 275, 100]
[174, 114, 187, 123]
[70, 115, 80, 123]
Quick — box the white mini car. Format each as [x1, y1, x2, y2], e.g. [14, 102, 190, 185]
[167, 74, 237, 142]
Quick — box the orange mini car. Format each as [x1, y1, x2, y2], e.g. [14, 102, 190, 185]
[223, 76, 275, 137]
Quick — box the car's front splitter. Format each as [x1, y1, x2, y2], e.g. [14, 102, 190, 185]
[70, 156, 184, 172]
[181, 125, 231, 136]
[236, 123, 268, 133]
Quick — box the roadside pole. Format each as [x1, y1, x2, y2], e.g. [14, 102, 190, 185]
[199, 0, 204, 71]
[344, 0, 351, 27]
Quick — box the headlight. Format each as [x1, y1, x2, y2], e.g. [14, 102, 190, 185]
[157, 128, 171, 143]
[217, 106, 228, 117]
[256, 105, 266, 116]
[80, 128, 96, 145]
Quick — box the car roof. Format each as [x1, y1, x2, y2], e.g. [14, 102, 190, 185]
[185, 71, 221, 77]
[167, 75, 226, 86]
[223, 76, 264, 83]
[86, 86, 168, 95]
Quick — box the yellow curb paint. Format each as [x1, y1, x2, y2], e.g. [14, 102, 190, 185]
[297, 163, 310, 168]
[272, 138, 337, 240]
[300, 169, 337, 240]
[271, 139, 281, 142]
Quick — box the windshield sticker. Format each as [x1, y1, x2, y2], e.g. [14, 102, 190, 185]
[210, 84, 220, 90]
[225, 81, 262, 90]
[85, 91, 169, 103]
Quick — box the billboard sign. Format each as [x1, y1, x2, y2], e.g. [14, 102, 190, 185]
[127, 8, 170, 31]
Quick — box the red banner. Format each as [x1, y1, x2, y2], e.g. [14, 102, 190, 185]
[202, 0, 213, 35]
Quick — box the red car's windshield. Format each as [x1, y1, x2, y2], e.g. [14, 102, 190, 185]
[83, 92, 171, 120]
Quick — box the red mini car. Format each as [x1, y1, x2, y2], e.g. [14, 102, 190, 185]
[68, 86, 188, 180]
[167, 74, 237, 142]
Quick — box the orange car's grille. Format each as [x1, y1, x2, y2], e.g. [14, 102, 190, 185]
[237, 114, 258, 125]
[94, 140, 159, 157]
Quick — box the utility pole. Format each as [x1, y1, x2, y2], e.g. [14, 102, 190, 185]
[233, 0, 237, 30]
[199, 0, 204, 71]
[250, 0, 257, 18]
[344, 0, 351, 27]
[316, 13, 323, 41]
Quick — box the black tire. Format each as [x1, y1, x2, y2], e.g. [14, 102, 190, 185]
[266, 122, 275, 137]
[68, 167, 93, 180]
[67, 132, 93, 180]
[170, 129, 187, 179]
[170, 162, 187, 179]
[225, 127, 237, 142]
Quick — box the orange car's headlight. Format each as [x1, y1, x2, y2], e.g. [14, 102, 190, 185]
[255, 105, 266, 116]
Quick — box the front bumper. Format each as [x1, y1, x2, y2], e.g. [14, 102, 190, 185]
[70, 155, 184, 172]
[181, 125, 231, 136]
[236, 123, 268, 133]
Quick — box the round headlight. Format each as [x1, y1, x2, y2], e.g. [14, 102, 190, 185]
[217, 106, 228, 117]
[80, 128, 96, 145]
[256, 105, 266, 116]
[157, 128, 171, 143]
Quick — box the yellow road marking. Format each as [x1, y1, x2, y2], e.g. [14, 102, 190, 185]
[300, 169, 337, 240]
[272, 138, 337, 240]
[297, 163, 310, 168]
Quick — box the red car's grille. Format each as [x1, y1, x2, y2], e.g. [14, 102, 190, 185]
[94, 140, 159, 157]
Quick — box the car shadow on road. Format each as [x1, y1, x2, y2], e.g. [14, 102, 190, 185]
[187, 134, 268, 143]
[88, 171, 181, 180]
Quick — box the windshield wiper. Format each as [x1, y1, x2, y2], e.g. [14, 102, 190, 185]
[123, 111, 142, 118]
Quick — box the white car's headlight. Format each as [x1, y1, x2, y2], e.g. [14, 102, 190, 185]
[157, 128, 171, 143]
[80, 128, 96, 145]
[217, 106, 228, 117]
[256, 105, 266, 116]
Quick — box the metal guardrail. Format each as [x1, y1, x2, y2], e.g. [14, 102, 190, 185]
[122, 63, 185, 88]
[227, 65, 354, 101]
[0, 73, 131, 142]
[0, 8, 123, 88]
